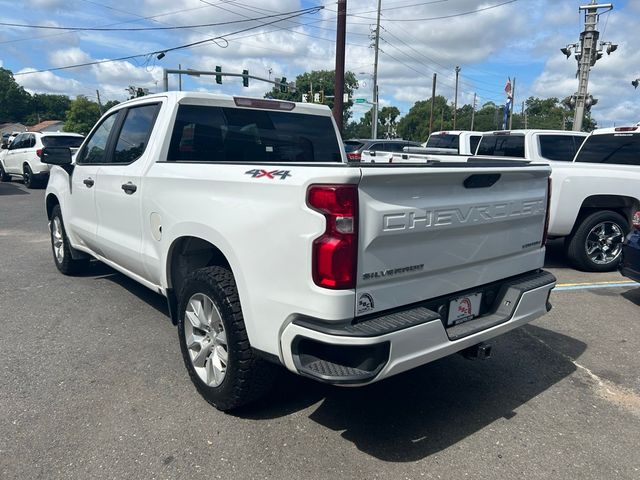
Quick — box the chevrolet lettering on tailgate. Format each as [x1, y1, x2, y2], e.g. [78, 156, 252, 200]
[382, 199, 545, 232]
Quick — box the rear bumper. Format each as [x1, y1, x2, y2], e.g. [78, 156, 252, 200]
[280, 270, 556, 385]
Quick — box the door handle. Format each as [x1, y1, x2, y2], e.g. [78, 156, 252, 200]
[121, 182, 137, 195]
[83, 178, 94, 187]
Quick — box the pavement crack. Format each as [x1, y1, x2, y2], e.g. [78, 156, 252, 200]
[523, 327, 640, 417]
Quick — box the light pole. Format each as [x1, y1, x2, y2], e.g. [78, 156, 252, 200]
[453, 66, 461, 129]
[561, 2, 614, 131]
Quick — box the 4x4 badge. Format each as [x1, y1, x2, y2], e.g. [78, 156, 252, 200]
[245, 169, 291, 180]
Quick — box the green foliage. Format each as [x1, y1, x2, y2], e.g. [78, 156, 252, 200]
[344, 106, 402, 139]
[103, 100, 120, 111]
[25, 94, 71, 124]
[0, 68, 32, 122]
[265, 69, 359, 126]
[64, 96, 101, 135]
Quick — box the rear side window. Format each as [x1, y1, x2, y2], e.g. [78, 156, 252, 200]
[426, 134, 460, 152]
[476, 134, 525, 158]
[168, 105, 342, 163]
[42, 136, 84, 148]
[470, 135, 482, 154]
[575, 133, 640, 165]
[112, 103, 160, 164]
[538, 135, 579, 162]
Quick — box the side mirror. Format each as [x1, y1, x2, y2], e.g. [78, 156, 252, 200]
[0, 143, 7, 150]
[41, 147, 72, 165]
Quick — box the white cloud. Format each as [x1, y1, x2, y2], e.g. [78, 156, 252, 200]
[49, 48, 91, 68]
[15, 68, 84, 94]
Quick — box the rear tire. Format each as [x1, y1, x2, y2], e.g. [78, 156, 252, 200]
[177, 266, 276, 411]
[23, 164, 36, 189]
[50, 205, 89, 275]
[0, 163, 10, 182]
[565, 210, 629, 272]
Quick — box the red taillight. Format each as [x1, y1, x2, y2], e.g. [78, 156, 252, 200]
[307, 184, 358, 289]
[542, 177, 552, 247]
[346, 152, 361, 161]
[36, 149, 43, 158]
[632, 210, 640, 230]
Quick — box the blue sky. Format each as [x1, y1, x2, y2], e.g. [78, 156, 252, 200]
[1, 0, 639, 128]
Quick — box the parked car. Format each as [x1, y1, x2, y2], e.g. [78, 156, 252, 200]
[422, 130, 483, 155]
[0, 131, 84, 188]
[344, 139, 421, 162]
[43, 92, 555, 410]
[619, 211, 640, 282]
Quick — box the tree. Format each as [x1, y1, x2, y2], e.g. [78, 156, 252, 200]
[0, 68, 32, 123]
[103, 100, 120, 111]
[396, 96, 452, 141]
[64, 96, 101, 135]
[344, 105, 402, 139]
[265, 70, 359, 127]
[26, 94, 71, 124]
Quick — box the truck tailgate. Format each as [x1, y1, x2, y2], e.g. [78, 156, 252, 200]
[356, 165, 550, 315]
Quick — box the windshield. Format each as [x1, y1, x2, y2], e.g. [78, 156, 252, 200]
[42, 136, 84, 148]
[574, 133, 640, 165]
[425, 134, 459, 151]
[476, 134, 525, 158]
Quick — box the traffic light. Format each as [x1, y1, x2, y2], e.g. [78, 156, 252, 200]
[280, 77, 287, 93]
[633, 79, 639, 90]
[313, 92, 325, 104]
[215, 66, 222, 84]
[242, 69, 249, 87]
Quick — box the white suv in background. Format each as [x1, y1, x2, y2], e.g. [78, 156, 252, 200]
[0, 132, 84, 188]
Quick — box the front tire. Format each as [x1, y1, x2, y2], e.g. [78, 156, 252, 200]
[50, 205, 89, 275]
[565, 210, 629, 272]
[0, 163, 10, 182]
[177, 266, 276, 411]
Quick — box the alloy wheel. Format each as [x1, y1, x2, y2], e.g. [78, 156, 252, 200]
[184, 293, 228, 387]
[585, 221, 623, 265]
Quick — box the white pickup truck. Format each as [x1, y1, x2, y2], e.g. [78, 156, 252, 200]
[43, 92, 555, 410]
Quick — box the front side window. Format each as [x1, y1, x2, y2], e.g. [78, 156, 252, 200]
[574, 133, 640, 166]
[167, 105, 342, 163]
[476, 134, 525, 158]
[77, 113, 118, 164]
[112, 104, 160, 164]
[539, 135, 580, 162]
[10, 134, 26, 150]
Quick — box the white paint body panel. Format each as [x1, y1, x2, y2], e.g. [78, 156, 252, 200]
[46, 92, 553, 380]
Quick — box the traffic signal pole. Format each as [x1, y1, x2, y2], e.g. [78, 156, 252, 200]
[333, 0, 347, 134]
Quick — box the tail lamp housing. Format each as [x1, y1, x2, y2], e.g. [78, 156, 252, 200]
[542, 177, 552, 247]
[307, 184, 358, 289]
[632, 210, 640, 230]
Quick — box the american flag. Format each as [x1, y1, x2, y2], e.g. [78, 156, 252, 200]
[504, 77, 512, 98]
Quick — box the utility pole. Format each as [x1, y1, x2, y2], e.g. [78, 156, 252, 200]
[429, 73, 437, 135]
[508, 77, 516, 130]
[453, 66, 461, 129]
[522, 101, 527, 129]
[178, 64, 182, 91]
[333, 0, 347, 134]
[569, 2, 614, 131]
[371, 0, 382, 139]
[470, 92, 477, 130]
[96, 89, 103, 115]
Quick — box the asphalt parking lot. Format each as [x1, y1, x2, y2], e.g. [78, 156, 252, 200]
[1, 180, 639, 480]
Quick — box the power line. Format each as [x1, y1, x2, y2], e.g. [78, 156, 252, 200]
[13, 7, 323, 77]
[333, 0, 519, 22]
[0, 10, 324, 31]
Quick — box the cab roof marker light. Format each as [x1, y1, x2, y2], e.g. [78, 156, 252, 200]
[233, 97, 295, 111]
[614, 126, 638, 132]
